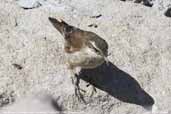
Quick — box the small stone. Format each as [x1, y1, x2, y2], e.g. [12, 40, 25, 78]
[143, 0, 153, 7]
[90, 14, 102, 19]
[88, 24, 98, 28]
[17, 0, 46, 9]
[165, 8, 171, 17]
[12, 63, 23, 70]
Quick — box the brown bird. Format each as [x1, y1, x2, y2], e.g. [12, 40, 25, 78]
[49, 17, 109, 100]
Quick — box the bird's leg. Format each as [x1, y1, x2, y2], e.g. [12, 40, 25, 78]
[68, 65, 81, 86]
[68, 65, 86, 102]
[105, 57, 110, 66]
[74, 74, 86, 103]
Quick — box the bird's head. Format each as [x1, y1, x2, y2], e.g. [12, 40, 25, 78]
[48, 17, 76, 40]
[49, 17, 84, 53]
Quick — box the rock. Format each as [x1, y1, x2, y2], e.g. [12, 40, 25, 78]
[143, 0, 153, 7]
[0, 91, 15, 107]
[17, 0, 46, 9]
[0, 93, 62, 113]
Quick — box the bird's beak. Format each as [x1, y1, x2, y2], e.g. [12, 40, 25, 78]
[48, 17, 66, 36]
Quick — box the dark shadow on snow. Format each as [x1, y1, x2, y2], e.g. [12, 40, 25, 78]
[78, 62, 154, 107]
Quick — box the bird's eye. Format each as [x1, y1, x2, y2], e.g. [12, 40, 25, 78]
[64, 26, 73, 33]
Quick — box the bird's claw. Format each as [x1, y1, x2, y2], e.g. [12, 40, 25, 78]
[71, 75, 86, 103]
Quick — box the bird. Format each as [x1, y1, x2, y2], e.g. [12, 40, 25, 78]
[48, 17, 109, 100]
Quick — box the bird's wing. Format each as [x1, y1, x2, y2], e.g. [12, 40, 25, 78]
[86, 32, 108, 57]
[88, 40, 109, 64]
[88, 40, 104, 56]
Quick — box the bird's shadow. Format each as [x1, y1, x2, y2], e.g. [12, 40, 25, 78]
[78, 62, 154, 107]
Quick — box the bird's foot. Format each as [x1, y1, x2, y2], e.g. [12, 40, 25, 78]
[71, 74, 86, 103]
[74, 85, 86, 103]
[86, 84, 97, 97]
